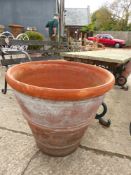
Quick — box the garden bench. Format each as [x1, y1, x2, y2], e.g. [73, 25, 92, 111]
[0, 38, 69, 94]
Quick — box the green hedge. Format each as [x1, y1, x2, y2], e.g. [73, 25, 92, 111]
[25, 31, 44, 50]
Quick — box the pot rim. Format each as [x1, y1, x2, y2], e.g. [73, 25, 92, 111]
[6, 60, 115, 101]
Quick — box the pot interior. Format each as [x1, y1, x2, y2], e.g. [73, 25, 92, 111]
[11, 61, 111, 90]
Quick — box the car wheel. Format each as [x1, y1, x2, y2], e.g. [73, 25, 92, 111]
[115, 43, 121, 48]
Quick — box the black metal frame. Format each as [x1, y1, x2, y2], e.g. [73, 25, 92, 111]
[1, 65, 8, 94]
[114, 64, 128, 90]
[129, 123, 131, 136]
[95, 102, 111, 127]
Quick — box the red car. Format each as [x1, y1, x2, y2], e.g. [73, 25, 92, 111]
[87, 34, 126, 48]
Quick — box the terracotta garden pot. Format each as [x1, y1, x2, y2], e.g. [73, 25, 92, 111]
[6, 60, 114, 156]
[0, 25, 5, 33]
[9, 24, 24, 37]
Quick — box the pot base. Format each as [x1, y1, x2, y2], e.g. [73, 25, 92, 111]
[36, 141, 79, 157]
[28, 120, 87, 157]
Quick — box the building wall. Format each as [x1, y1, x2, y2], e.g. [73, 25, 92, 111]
[65, 7, 90, 26]
[0, 0, 56, 37]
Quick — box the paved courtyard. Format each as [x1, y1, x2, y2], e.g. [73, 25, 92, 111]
[0, 63, 131, 175]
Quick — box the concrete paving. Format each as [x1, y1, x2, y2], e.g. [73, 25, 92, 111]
[0, 63, 131, 175]
[23, 149, 131, 175]
[0, 130, 38, 175]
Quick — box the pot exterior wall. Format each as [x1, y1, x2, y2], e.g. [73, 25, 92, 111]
[14, 90, 104, 156]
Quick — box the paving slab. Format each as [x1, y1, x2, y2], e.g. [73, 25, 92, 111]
[23, 148, 131, 175]
[0, 129, 38, 175]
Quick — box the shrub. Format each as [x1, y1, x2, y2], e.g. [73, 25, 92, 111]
[25, 31, 44, 50]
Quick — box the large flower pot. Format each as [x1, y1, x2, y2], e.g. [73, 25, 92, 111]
[6, 60, 114, 156]
[0, 25, 5, 33]
[9, 24, 24, 37]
